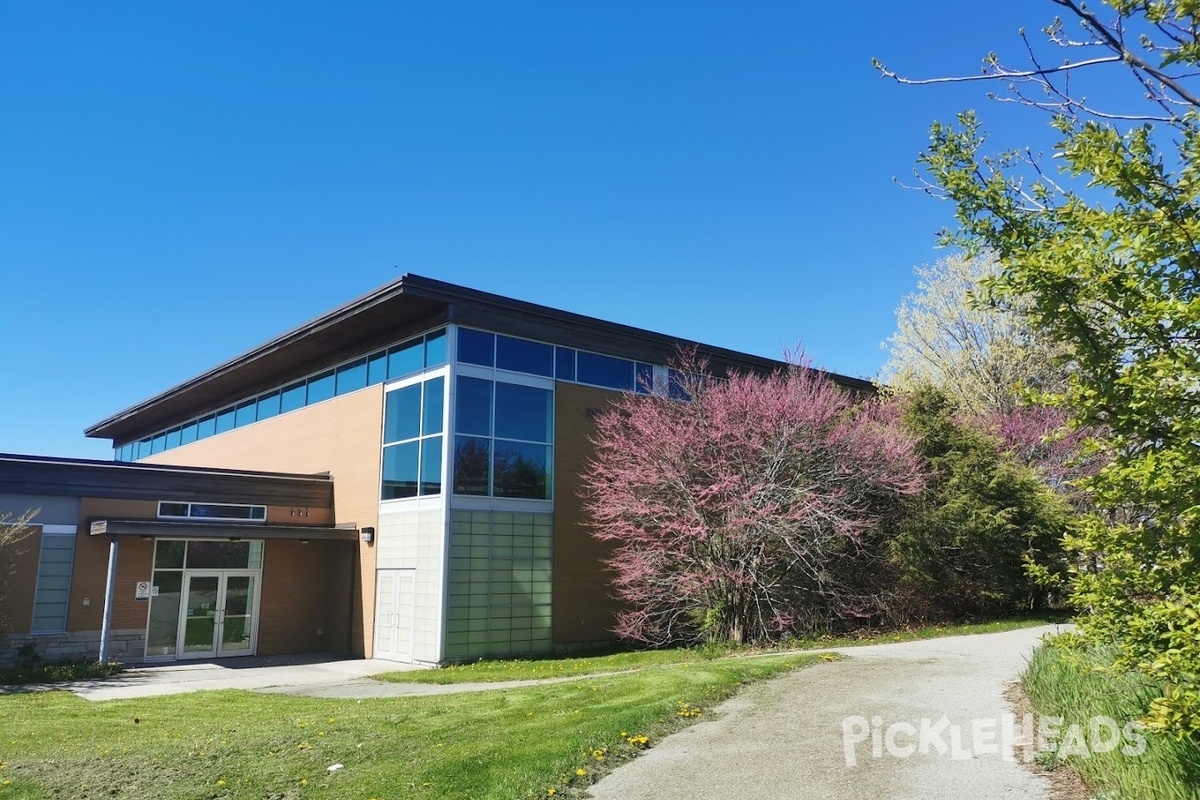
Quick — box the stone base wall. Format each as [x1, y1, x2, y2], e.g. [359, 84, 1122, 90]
[0, 628, 145, 668]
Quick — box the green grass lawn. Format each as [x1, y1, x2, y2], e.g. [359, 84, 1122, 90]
[1023, 638, 1200, 800]
[0, 653, 826, 800]
[377, 613, 1068, 685]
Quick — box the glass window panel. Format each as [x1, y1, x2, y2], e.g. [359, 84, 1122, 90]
[496, 336, 554, 377]
[185, 541, 252, 569]
[235, 399, 257, 427]
[196, 415, 216, 440]
[154, 539, 186, 568]
[387, 339, 423, 379]
[159, 502, 189, 519]
[577, 351, 635, 390]
[367, 350, 388, 385]
[493, 441, 551, 499]
[425, 329, 447, 367]
[456, 377, 493, 436]
[113, 445, 124, 461]
[215, 407, 236, 434]
[256, 391, 281, 421]
[555, 347, 576, 381]
[453, 436, 491, 495]
[383, 384, 422, 443]
[420, 435, 443, 495]
[336, 358, 367, 395]
[145, 570, 182, 657]
[165, 428, 182, 449]
[189, 503, 264, 520]
[668, 369, 693, 402]
[307, 370, 335, 404]
[635, 363, 655, 395]
[382, 441, 420, 500]
[457, 328, 495, 366]
[248, 541, 263, 568]
[280, 381, 306, 413]
[180, 422, 199, 445]
[494, 382, 552, 443]
[151, 433, 167, 454]
[423, 377, 445, 436]
[136, 439, 151, 459]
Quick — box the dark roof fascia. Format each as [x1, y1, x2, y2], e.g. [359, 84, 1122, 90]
[90, 518, 358, 541]
[85, 273, 876, 442]
[0, 453, 333, 508]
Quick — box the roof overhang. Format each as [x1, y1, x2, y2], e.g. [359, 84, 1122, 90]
[86, 273, 877, 444]
[89, 518, 358, 542]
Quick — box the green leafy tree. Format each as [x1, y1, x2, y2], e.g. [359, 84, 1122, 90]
[889, 387, 1072, 618]
[877, 0, 1200, 734]
[881, 251, 1068, 417]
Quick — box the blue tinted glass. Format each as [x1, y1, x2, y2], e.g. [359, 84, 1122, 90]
[113, 446, 122, 462]
[215, 407, 236, 434]
[555, 347, 576, 381]
[367, 351, 388, 385]
[668, 369, 693, 401]
[387, 339, 423, 379]
[280, 381, 306, 413]
[456, 376, 493, 436]
[495, 382, 552, 442]
[235, 400, 257, 427]
[381, 441, 420, 500]
[577, 351, 634, 390]
[336, 359, 367, 395]
[635, 363, 655, 395]
[384, 384, 422, 443]
[423, 377, 445, 435]
[180, 421, 199, 445]
[420, 435, 443, 495]
[457, 328, 495, 366]
[136, 439, 151, 459]
[196, 415, 216, 440]
[496, 335, 554, 377]
[257, 391, 281, 421]
[307, 370, 335, 404]
[165, 428, 182, 449]
[493, 441, 551, 499]
[453, 436, 491, 495]
[151, 433, 167, 454]
[124, 443, 135, 460]
[425, 329, 447, 367]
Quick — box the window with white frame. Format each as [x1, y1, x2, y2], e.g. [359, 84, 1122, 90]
[381, 376, 445, 499]
[453, 375, 553, 500]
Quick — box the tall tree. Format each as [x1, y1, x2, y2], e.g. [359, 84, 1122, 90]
[881, 251, 1067, 416]
[0, 511, 36, 634]
[582, 359, 922, 646]
[878, 0, 1200, 734]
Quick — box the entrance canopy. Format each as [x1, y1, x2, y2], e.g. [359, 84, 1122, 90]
[89, 519, 359, 541]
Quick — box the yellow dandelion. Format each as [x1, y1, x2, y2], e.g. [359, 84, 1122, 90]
[575, 768, 587, 777]
[216, 779, 226, 786]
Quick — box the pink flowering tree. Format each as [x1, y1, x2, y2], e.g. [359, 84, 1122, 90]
[581, 355, 924, 646]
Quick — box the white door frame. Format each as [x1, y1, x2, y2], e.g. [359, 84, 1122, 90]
[374, 568, 416, 662]
[177, 569, 262, 659]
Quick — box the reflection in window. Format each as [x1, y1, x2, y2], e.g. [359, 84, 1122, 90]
[577, 351, 635, 390]
[496, 335, 554, 377]
[381, 376, 445, 500]
[452, 377, 553, 500]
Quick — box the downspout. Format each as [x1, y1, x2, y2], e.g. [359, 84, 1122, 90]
[99, 534, 119, 663]
[347, 540, 358, 655]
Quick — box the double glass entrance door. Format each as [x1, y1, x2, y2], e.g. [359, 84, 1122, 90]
[179, 571, 259, 658]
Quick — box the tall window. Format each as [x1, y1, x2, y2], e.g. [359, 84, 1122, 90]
[381, 376, 445, 499]
[454, 377, 553, 500]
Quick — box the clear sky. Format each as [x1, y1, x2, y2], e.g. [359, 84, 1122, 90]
[1, 0, 1065, 459]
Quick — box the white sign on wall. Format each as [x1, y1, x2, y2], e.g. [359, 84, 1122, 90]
[135, 581, 151, 600]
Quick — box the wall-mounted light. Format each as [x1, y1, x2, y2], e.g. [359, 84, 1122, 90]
[361, 527, 375, 544]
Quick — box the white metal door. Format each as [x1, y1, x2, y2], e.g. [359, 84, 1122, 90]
[373, 569, 415, 662]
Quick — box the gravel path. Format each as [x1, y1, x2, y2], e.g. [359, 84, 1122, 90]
[589, 625, 1066, 800]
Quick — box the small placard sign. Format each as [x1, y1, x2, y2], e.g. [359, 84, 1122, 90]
[135, 581, 151, 600]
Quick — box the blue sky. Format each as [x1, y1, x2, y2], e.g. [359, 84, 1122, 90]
[2, 1, 1068, 458]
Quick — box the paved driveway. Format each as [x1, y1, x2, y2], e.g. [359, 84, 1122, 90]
[590, 625, 1065, 800]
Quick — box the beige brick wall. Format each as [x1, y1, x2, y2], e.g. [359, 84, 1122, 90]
[142, 387, 383, 656]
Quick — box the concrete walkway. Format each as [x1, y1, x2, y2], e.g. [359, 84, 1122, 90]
[590, 625, 1065, 800]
